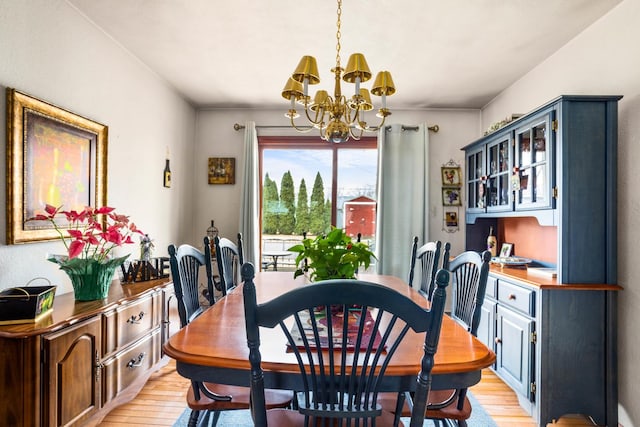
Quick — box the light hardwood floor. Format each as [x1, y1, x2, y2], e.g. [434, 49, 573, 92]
[99, 359, 597, 427]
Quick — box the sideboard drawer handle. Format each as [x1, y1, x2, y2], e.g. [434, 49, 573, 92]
[495, 337, 502, 344]
[508, 294, 516, 300]
[127, 311, 145, 324]
[127, 352, 146, 369]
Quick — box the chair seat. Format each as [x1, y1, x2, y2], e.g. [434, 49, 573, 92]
[378, 389, 472, 420]
[264, 408, 404, 427]
[425, 389, 471, 421]
[187, 383, 292, 411]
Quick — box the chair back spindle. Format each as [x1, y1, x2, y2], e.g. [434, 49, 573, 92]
[408, 237, 443, 301]
[168, 236, 215, 326]
[448, 250, 491, 335]
[215, 233, 244, 296]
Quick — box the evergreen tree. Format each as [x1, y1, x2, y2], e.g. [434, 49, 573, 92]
[262, 173, 280, 234]
[323, 199, 332, 234]
[295, 178, 310, 235]
[309, 172, 326, 235]
[279, 171, 296, 234]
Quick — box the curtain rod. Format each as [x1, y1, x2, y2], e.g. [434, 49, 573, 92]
[385, 125, 439, 133]
[233, 123, 439, 132]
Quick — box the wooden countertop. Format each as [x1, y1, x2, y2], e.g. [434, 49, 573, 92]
[0, 277, 172, 339]
[489, 264, 622, 291]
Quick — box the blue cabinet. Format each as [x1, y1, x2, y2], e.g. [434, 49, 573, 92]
[464, 95, 621, 427]
[496, 304, 534, 400]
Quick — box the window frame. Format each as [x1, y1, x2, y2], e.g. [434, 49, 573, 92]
[258, 136, 377, 231]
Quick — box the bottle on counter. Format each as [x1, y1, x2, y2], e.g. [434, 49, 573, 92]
[487, 226, 497, 257]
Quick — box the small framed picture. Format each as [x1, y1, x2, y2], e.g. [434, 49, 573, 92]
[442, 188, 462, 206]
[441, 166, 462, 187]
[445, 211, 458, 227]
[500, 243, 513, 258]
[208, 157, 236, 185]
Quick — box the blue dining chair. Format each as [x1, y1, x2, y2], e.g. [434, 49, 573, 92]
[242, 261, 449, 427]
[168, 237, 291, 426]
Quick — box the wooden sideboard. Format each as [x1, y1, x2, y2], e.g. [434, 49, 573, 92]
[0, 278, 179, 427]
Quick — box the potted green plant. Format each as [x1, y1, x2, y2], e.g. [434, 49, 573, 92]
[31, 204, 143, 301]
[288, 227, 376, 281]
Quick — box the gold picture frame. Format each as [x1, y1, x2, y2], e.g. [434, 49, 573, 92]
[6, 89, 108, 244]
[445, 211, 458, 227]
[208, 157, 235, 185]
[441, 166, 462, 187]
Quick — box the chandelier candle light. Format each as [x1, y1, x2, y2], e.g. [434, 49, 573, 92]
[282, 0, 395, 143]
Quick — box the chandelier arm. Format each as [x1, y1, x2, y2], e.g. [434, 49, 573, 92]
[289, 114, 315, 133]
[358, 113, 389, 132]
[348, 126, 364, 141]
[344, 101, 361, 127]
[303, 105, 327, 128]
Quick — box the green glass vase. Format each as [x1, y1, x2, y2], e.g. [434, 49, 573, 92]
[49, 255, 129, 301]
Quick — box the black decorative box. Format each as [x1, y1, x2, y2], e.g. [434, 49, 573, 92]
[0, 285, 57, 325]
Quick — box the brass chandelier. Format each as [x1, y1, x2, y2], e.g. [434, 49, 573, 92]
[281, 0, 395, 143]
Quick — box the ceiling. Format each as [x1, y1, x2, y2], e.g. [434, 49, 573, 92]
[67, 0, 621, 110]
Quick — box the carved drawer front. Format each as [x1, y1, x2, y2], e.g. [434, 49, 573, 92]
[101, 329, 161, 405]
[103, 292, 160, 356]
[497, 280, 535, 316]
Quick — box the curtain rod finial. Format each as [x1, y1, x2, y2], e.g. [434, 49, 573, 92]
[428, 125, 439, 133]
[234, 123, 245, 131]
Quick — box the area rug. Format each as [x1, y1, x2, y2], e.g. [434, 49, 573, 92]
[173, 391, 497, 426]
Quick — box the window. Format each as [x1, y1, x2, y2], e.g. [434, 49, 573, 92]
[259, 136, 377, 270]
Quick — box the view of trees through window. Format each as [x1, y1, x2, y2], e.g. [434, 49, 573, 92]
[259, 137, 377, 271]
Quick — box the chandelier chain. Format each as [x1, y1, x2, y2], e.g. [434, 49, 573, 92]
[335, 0, 342, 69]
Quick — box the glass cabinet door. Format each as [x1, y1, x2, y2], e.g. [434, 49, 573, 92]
[486, 135, 513, 212]
[466, 146, 486, 213]
[514, 112, 554, 210]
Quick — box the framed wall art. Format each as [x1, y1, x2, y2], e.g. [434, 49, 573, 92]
[208, 157, 235, 184]
[6, 89, 108, 244]
[441, 166, 462, 187]
[442, 188, 462, 206]
[445, 211, 458, 227]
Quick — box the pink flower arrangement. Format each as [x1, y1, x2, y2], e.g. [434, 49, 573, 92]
[32, 204, 143, 262]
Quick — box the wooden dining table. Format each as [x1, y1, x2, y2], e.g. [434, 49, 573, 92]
[163, 272, 496, 393]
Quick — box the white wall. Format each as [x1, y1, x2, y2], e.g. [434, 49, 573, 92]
[0, 0, 196, 294]
[193, 108, 480, 257]
[481, 1, 639, 425]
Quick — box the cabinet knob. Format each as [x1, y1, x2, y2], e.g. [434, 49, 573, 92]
[127, 352, 146, 369]
[495, 337, 502, 344]
[127, 311, 146, 324]
[508, 294, 516, 300]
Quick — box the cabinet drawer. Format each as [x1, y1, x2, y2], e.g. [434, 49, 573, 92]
[497, 280, 535, 316]
[102, 329, 161, 404]
[103, 292, 159, 355]
[485, 276, 497, 299]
